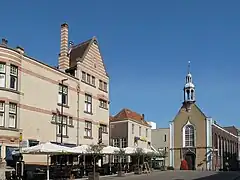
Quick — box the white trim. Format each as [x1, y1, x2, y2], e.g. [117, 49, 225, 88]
[169, 121, 174, 167]
[182, 120, 195, 148]
[212, 123, 238, 138]
[206, 117, 213, 170]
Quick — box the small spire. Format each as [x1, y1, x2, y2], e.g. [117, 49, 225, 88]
[188, 61, 191, 73]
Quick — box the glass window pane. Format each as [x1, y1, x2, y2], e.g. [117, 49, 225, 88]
[10, 76, 17, 89]
[0, 74, 5, 87]
[0, 112, 4, 126]
[9, 114, 16, 128]
[0, 63, 5, 73]
[0, 102, 4, 111]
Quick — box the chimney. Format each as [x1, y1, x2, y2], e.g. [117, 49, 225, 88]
[58, 23, 69, 71]
[142, 114, 145, 120]
[1, 38, 8, 46]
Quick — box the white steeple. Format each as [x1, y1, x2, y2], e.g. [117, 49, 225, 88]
[184, 61, 195, 103]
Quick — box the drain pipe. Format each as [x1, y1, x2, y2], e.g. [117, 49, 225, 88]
[76, 84, 80, 146]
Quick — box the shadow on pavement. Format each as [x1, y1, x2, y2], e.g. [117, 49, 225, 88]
[192, 172, 240, 180]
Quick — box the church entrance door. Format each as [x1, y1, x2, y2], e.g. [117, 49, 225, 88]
[185, 152, 196, 170]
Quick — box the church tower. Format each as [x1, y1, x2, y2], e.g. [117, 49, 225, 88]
[183, 61, 195, 104]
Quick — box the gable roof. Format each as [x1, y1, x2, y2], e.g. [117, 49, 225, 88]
[69, 38, 93, 67]
[111, 108, 150, 127]
[68, 36, 109, 76]
[172, 102, 207, 122]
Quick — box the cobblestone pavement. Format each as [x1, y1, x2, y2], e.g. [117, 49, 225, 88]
[84, 171, 240, 180]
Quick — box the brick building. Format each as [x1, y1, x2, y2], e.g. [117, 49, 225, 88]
[169, 62, 238, 170]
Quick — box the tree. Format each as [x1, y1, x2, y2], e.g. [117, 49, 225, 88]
[87, 144, 103, 179]
[133, 148, 144, 174]
[158, 149, 168, 168]
[114, 148, 126, 176]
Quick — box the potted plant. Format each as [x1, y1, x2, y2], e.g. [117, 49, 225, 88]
[133, 148, 144, 174]
[87, 144, 103, 180]
[114, 148, 126, 177]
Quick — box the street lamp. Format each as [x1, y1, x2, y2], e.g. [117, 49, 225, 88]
[60, 78, 68, 144]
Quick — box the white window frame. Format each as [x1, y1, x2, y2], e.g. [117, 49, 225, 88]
[9, 65, 18, 90]
[8, 103, 17, 128]
[132, 124, 134, 134]
[58, 84, 68, 105]
[56, 115, 68, 136]
[99, 99, 107, 109]
[0, 101, 5, 127]
[84, 94, 92, 113]
[86, 74, 91, 84]
[84, 121, 92, 137]
[91, 76, 95, 86]
[82, 71, 86, 81]
[100, 124, 107, 133]
[68, 117, 73, 126]
[103, 82, 107, 91]
[0, 63, 6, 88]
[139, 126, 141, 136]
[182, 121, 195, 147]
[99, 80, 103, 90]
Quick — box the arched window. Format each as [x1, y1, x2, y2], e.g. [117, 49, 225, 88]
[185, 125, 194, 147]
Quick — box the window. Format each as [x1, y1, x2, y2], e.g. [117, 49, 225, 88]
[113, 138, 120, 147]
[56, 115, 68, 136]
[0, 101, 5, 126]
[92, 76, 95, 86]
[58, 84, 68, 105]
[9, 103, 17, 128]
[99, 99, 107, 109]
[87, 74, 90, 83]
[84, 94, 92, 113]
[68, 117, 73, 126]
[10, 65, 18, 90]
[132, 124, 134, 134]
[100, 124, 107, 133]
[146, 129, 148, 137]
[29, 140, 39, 147]
[84, 121, 92, 137]
[164, 134, 167, 142]
[0, 63, 6, 88]
[185, 125, 194, 147]
[82, 71, 86, 81]
[99, 80, 103, 90]
[121, 138, 127, 148]
[104, 82, 107, 91]
[139, 126, 141, 136]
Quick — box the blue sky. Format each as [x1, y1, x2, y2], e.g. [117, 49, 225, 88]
[1, 0, 240, 128]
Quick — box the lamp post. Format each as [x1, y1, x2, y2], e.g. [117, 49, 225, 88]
[60, 78, 68, 144]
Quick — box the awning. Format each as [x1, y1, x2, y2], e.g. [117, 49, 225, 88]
[51, 142, 76, 148]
